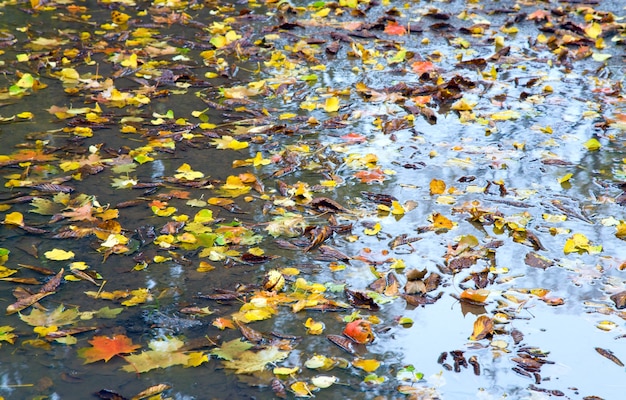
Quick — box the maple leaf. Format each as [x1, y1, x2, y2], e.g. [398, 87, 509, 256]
[222, 346, 289, 374]
[60, 202, 97, 222]
[354, 168, 386, 184]
[211, 338, 254, 361]
[0, 326, 17, 345]
[20, 304, 80, 327]
[384, 21, 406, 36]
[78, 334, 141, 363]
[120, 337, 200, 373]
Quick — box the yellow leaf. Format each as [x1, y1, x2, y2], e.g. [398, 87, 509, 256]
[616, 222, 626, 239]
[352, 358, 381, 372]
[391, 200, 405, 215]
[273, 366, 299, 375]
[197, 261, 215, 272]
[389, 258, 406, 269]
[121, 288, 151, 306]
[59, 161, 81, 172]
[44, 248, 75, 261]
[429, 178, 446, 195]
[175, 163, 204, 180]
[304, 317, 325, 335]
[563, 233, 602, 254]
[226, 139, 249, 150]
[4, 211, 24, 226]
[17, 111, 34, 119]
[583, 138, 601, 151]
[193, 209, 213, 223]
[431, 213, 455, 230]
[111, 10, 130, 24]
[363, 222, 381, 236]
[290, 381, 313, 397]
[323, 96, 340, 112]
[69, 261, 89, 270]
[491, 110, 520, 120]
[279, 113, 297, 120]
[252, 152, 270, 167]
[34, 325, 58, 337]
[120, 53, 138, 68]
[0, 266, 18, 278]
[584, 22, 602, 39]
[314, 7, 331, 18]
[243, 308, 273, 322]
[186, 352, 209, 367]
[151, 206, 177, 217]
[558, 173, 573, 184]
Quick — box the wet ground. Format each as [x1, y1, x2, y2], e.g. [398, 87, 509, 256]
[0, 0, 625, 399]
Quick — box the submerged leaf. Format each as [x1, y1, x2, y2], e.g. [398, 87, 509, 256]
[222, 346, 289, 374]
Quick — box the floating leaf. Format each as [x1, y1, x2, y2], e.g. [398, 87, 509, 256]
[0, 326, 17, 345]
[78, 334, 141, 363]
[342, 319, 374, 344]
[44, 248, 75, 261]
[352, 358, 381, 372]
[469, 315, 493, 341]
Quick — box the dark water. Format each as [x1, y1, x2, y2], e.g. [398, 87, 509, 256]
[0, 0, 625, 399]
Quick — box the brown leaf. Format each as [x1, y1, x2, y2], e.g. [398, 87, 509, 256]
[304, 225, 333, 252]
[610, 291, 626, 309]
[595, 347, 624, 367]
[344, 287, 379, 311]
[309, 197, 349, 214]
[327, 334, 356, 355]
[423, 272, 441, 292]
[404, 280, 426, 295]
[240, 252, 279, 264]
[18, 263, 55, 275]
[40, 268, 64, 293]
[6, 291, 54, 315]
[131, 384, 171, 400]
[315, 245, 350, 262]
[402, 292, 443, 306]
[524, 252, 553, 270]
[235, 320, 264, 343]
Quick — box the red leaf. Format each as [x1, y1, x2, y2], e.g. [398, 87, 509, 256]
[384, 21, 406, 36]
[342, 319, 374, 344]
[78, 334, 141, 363]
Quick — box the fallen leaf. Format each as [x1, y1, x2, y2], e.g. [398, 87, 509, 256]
[78, 334, 141, 363]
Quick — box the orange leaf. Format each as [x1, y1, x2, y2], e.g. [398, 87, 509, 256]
[460, 289, 490, 303]
[354, 168, 386, 184]
[340, 132, 367, 143]
[78, 334, 141, 363]
[212, 317, 236, 330]
[469, 315, 493, 341]
[343, 319, 374, 344]
[384, 21, 406, 36]
[411, 61, 435, 75]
